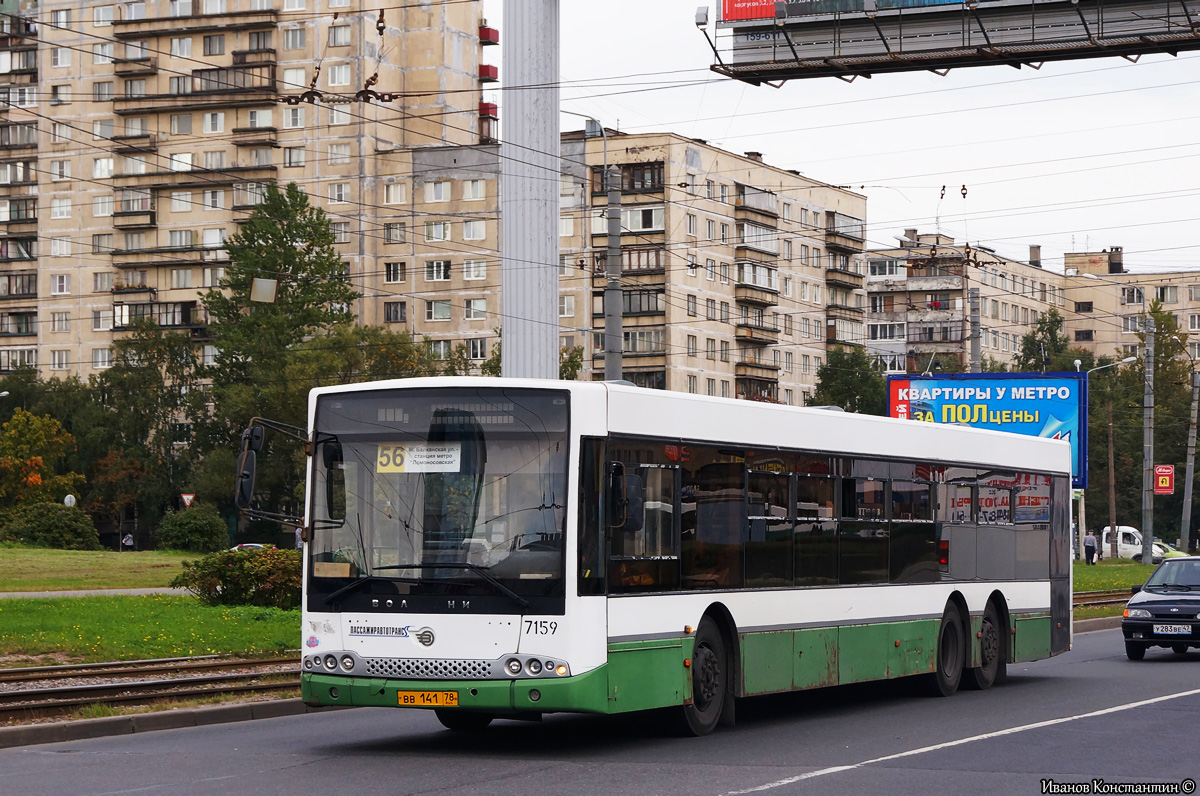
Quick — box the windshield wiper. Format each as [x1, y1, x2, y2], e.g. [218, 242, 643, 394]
[1150, 583, 1195, 591]
[390, 563, 532, 610]
[322, 567, 418, 605]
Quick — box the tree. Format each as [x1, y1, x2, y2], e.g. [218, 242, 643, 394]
[476, 329, 583, 380]
[0, 408, 84, 511]
[1012, 308, 1092, 373]
[810, 346, 886, 415]
[201, 182, 361, 388]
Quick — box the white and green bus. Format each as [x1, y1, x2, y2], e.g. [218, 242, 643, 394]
[268, 377, 1072, 735]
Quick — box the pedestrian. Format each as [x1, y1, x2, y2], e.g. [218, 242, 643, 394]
[1084, 530, 1098, 565]
[122, 533, 134, 553]
[295, 525, 303, 550]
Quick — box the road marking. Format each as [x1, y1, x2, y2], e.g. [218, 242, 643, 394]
[724, 687, 1200, 794]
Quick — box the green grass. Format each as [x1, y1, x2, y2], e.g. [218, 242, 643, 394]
[0, 595, 298, 664]
[1072, 558, 1157, 592]
[0, 545, 193, 592]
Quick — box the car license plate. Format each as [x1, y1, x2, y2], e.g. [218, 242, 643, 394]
[397, 690, 458, 707]
[1152, 624, 1190, 635]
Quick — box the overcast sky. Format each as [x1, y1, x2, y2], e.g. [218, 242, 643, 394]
[484, 1, 1200, 274]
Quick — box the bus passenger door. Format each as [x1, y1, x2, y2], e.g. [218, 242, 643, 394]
[608, 464, 680, 593]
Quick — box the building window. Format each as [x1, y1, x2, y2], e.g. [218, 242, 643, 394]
[328, 143, 350, 164]
[686, 214, 697, 237]
[284, 147, 305, 167]
[203, 35, 224, 55]
[468, 339, 487, 360]
[687, 335, 697, 357]
[170, 268, 192, 289]
[51, 274, 71, 294]
[328, 106, 350, 126]
[50, 351, 69, 371]
[463, 220, 486, 240]
[425, 181, 451, 203]
[687, 295, 697, 316]
[463, 260, 486, 280]
[465, 298, 487, 320]
[687, 375, 698, 394]
[384, 302, 406, 323]
[328, 183, 349, 203]
[284, 28, 305, 50]
[93, 82, 114, 101]
[705, 298, 716, 320]
[384, 223, 406, 244]
[168, 229, 194, 247]
[1074, 330, 1094, 342]
[1122, 287, 1144, 305]
[93, 349, 113, 369]
[203, 267, 224, 287]
[559, 295, 575, 318]
[329, 25, 350, 46]
[51, 238, 72, 257]
[424, 221, 450, 242]
[425, 261, 451, 282]
[1157, 285, 1178, 304]
[384, 183, 406, 204]
[705, 338, 716, 360]
[94, 44, 114, 64]
[464, 180, 485, 200]
[384, 262, 407, 284]
[93, 234, 113, 253]
[327, 64, 350, 87]
[425, 300, 451, 321]
[330, 222, 350, 244]
[171, 114, 192, 135]
[51, 198, 71, 219]
[1075, 301, 1093, 313]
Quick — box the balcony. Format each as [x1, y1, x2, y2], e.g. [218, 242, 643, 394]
[113, 210, 157, 229]
[233, 49, 277, 66]
[231, 126, 279, 147]
[112, 133, 156, 154]
[114, 58, 158, 77]
[736, 322, 780, 345]
[591, 244, 668, 280]
[480, 25, 500, 45]
[113, 164, 277, 189]
[734, 283, 779, 307]
[112, 10, 278, 38]
[735, 186, 778, 219]
[112, 300, 203, 332]
[480, 64, 499, 83]
[824, 212, 865, 253]
[825, 266, 865, 291]
[735, 360, 780, 380]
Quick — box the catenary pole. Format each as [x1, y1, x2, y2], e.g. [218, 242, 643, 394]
[1141, 316, 1155, 563]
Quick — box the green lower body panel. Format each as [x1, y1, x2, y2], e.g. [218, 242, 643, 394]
[1011, 614, 1052, 662]
[301, 613, 1047, 717]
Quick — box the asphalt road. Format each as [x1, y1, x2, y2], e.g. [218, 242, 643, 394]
[3, 628, 1197, 796]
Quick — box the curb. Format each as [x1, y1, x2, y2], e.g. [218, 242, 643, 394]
[1074, 616, 1123, 633]
[0, 699, 332, 750]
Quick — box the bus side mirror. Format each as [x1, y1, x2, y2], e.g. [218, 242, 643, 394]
[235, 447, 256, 510]
[322, 441, 346, 521]
[622, 476, 644, 534]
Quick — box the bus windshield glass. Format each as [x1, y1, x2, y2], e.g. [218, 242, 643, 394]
[309, 387, 569, 614]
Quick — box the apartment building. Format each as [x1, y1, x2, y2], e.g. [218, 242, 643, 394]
[3, 0, 490, 376]
[1063, 248, 1200, 361]
[3, 3, 872, 405]
[866, 231, 1066, 373]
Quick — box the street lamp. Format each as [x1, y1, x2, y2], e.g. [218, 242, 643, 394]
[1081, 357, 1137, 561]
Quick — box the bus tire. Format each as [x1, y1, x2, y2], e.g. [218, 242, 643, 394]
[434, 709, 493, 732]
[677, 619, 727, 736]
[964, 603, 1003, 691]
[923, 604, 965, 697]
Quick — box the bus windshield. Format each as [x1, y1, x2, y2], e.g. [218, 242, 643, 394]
[308, 387, 569, 613]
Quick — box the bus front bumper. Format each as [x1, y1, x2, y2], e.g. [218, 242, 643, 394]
[302, 667, 611, 714]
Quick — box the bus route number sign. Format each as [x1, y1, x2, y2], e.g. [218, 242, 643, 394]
[397, 690, 458, 707]
[376, 443, 461, 473]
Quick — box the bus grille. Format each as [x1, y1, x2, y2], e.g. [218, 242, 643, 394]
[364, 657, 495, 680]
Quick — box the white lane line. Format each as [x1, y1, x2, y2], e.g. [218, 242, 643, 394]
[725, 687, 1200, 794]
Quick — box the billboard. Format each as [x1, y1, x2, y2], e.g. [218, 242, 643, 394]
[713, 1, 1200, 82]
[886, 373, 1088, 488]
[722, 0, 995, 22]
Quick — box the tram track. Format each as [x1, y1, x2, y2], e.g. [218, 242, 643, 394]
[1073, 589, 1133, 609]
[0, 656, 300, 722]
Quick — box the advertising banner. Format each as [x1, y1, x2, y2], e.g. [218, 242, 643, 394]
[887, 373, 1088, 488]
[722, 0, 1000, 22]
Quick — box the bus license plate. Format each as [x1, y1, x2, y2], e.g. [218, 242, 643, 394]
[1153, 624, 1190, 635]
[397, 690, 458, 707]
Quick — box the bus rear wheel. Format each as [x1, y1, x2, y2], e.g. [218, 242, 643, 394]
[677, 619, 726, 736]
[923, 604, 965, 697]
[435, 709, 494, 732]
[965, 603, 1004, 691]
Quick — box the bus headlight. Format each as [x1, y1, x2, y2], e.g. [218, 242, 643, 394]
[324, 654, 338, 670]
[340, 655, 355, 671]
[505, 658, 522, 675]
[526, 659, 542, 675]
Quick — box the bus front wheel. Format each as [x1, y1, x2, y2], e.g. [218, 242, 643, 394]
[923, 604, 965, 697]
[435, 709, 493, 732]
[677, 619, 727, 736]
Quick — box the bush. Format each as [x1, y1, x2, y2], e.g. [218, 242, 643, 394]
[156, 503, 228, 552]
[0, 503, 101, 550]
[170, 547, 302, 609]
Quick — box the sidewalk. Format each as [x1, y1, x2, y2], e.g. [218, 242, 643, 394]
[0, 588, 188, 600]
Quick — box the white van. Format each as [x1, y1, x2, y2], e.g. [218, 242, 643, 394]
[1100, 526, 1147, 560]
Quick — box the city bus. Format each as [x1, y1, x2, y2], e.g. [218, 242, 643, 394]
[244, 377, 1072, 736]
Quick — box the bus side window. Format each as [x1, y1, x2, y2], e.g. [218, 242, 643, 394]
[746, 471, 791, 587]
[608, 464, 679, 593]
[795, 475, 837, 586]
